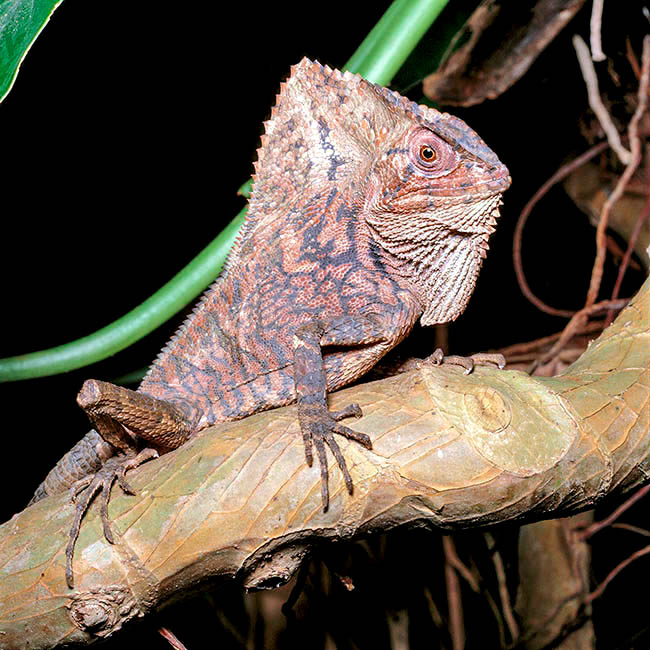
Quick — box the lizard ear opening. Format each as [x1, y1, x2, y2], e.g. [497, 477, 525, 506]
[408, 127, 459, 178]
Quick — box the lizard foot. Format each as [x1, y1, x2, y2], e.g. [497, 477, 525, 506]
[65, 448, 158, 589]
[425, 348, 506, 375]
[299, 403, 371, 512]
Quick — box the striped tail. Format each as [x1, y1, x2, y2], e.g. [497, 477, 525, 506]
[28, 430, 114, 504]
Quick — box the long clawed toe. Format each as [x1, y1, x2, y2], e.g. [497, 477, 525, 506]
[426, 348, 506, 375]
[66, 470, 113, 588]
[330, 403, 363, 421]
[64, 448, 158, 589]
[301, 403, 371, 513]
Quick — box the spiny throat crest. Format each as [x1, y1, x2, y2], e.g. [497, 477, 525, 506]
[365, 193, 503, 325]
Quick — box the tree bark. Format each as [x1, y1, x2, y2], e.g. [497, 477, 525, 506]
[515, 513, 595, 649]
[0, 276, 647, 649]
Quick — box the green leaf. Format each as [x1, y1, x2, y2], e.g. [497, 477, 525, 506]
[0, 0, 64, 103]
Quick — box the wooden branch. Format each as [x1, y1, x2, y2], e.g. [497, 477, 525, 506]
[1, 276, 648, 649]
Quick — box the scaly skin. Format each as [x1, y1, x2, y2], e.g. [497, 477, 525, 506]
[29, 59, 510, 588]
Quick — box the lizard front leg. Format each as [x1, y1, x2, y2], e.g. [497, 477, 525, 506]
[293, 315, 393, 511]
[65, 379, 197, 588]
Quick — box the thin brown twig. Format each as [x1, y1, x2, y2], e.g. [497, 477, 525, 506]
[158, 627, 189, 650]
[386, 608, 409, 650]
[484, 533, 519, 644]
[522, 349, 583, 376]
[443, 536, 465, 650]
[585, 35, 650, 308]
[512, 141, 609, 318]
[606, 234, 642, 271]
[423, 586, 447, 633]
[483, 590, 507, 649]
[464, 554, 508, 648]
[576, 484, 650, 541]
[611, 523, 650, 537]
[529, 297, 628, 373]
[589, 0, 606, 62]
[507, 346, 586, 370]
[607, 158, 650, 321]
[626, 37, 642, 80]
[498, 321, 604, 358]
[573, 34, 631, 164]
[443, 537, 480, 593]
[203, 592, 248, 646]
[585, 544, 650, 604]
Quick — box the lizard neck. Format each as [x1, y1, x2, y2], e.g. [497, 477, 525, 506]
[360, 195, 502, 326]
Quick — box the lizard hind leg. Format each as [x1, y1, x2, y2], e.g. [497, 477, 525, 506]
[64, 379, 196, 589]
[65, 449, 158, 589]
[77, 379, 196, 453]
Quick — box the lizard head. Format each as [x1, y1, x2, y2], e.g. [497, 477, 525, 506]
[360, 92, 511, 325]
[245, 59, 510, 325]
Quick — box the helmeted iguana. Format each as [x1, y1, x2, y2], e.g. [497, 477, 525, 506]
[29, 58, 511, 588]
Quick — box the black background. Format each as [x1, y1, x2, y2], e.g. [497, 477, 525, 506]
[0, 1, 647, 648]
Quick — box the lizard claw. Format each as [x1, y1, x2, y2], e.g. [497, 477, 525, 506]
[469, 352, 506, 370]
[65, 448, 158, 589]
[425, 348, 506, 375]
[300, 404, 371, 512]
[330, 403, 363, 421]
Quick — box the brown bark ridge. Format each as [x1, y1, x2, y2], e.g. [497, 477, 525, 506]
[0, 276, 648, 648]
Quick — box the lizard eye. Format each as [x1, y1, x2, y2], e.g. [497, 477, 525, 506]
[409, 127, 458, 177]
[419, 145, 436, 162]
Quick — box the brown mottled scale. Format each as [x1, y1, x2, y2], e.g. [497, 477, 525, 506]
[30, 59, 510, 587]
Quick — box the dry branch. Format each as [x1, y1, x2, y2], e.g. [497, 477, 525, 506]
[0, 277, 648, 649]
[584, 34, 650, 307]
[422, 0, 586, 106]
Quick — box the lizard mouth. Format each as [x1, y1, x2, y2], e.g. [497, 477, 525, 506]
[418, 165, 511, 200]
[471, 160, 511, 196]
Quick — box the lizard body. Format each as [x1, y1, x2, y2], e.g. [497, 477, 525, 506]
[29, 59, 510, 587]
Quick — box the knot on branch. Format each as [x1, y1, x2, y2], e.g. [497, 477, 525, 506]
[66, 585, 142, 638]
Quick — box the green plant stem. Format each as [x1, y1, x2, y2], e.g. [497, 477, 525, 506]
[345, 0, 448, 85]
[0, 0, 447, 381]
[0, 212, 244, 381]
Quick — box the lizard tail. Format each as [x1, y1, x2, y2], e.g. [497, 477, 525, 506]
[28, 430, 114, 504]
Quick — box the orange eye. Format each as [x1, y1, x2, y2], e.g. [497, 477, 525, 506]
[419, 145, 436, 163]
[409, 127, 457, 177]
